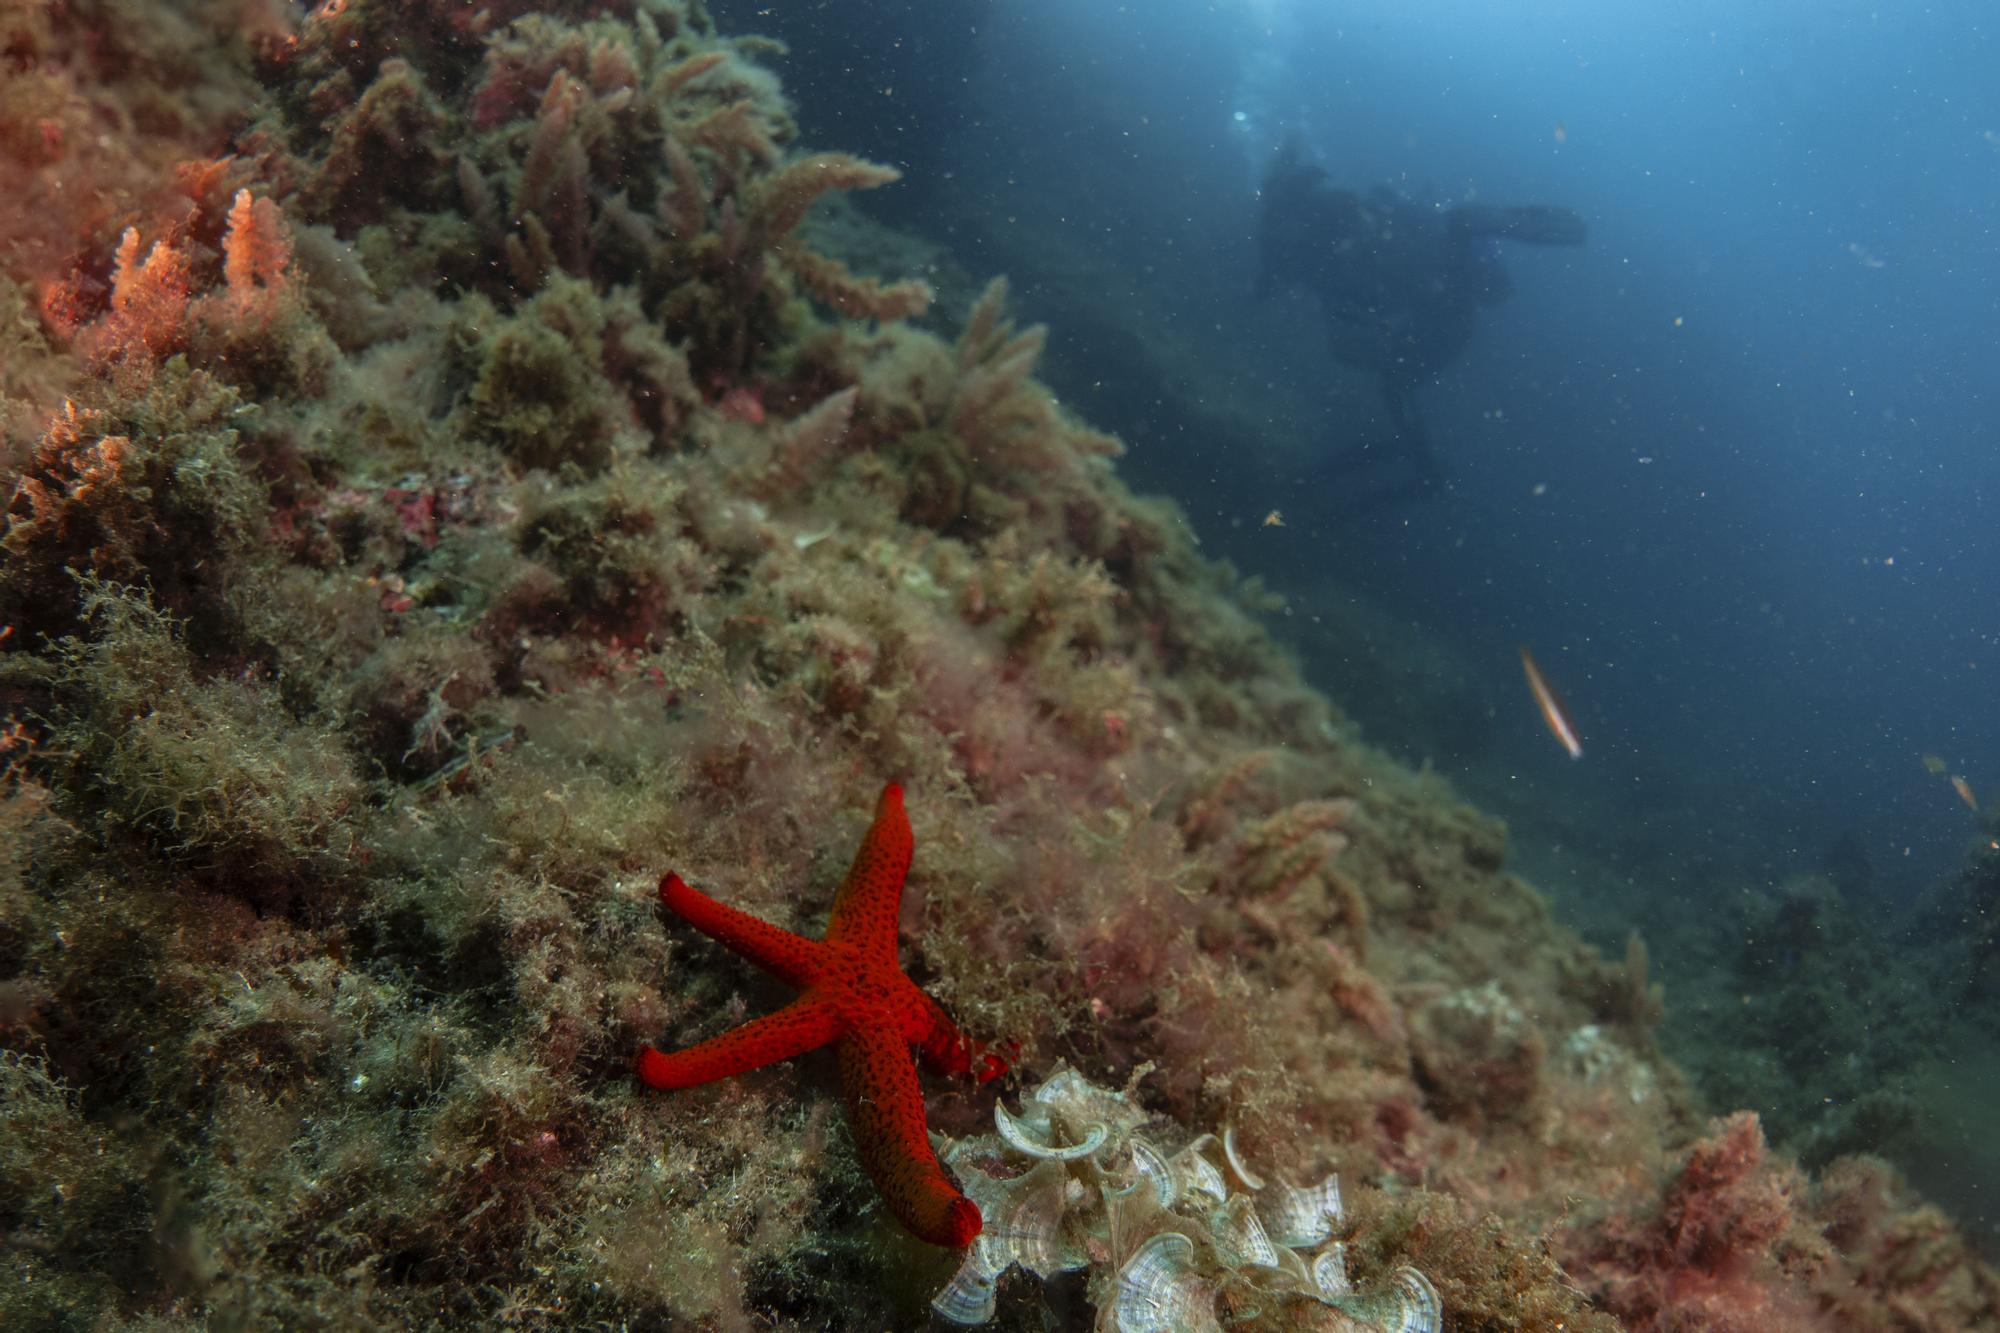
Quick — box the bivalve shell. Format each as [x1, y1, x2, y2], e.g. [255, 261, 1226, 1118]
[1211, 1194, 1282, 1269]
[981, 1159, 1076, 1275]
[1327, 1265, 1442, 1333]
[1311, 1241, 1352, 1299]
[926, 1067, 1444, 1333]
[1126, 1135, 1178, 1209]
[1170, 1135, 1229, 1207]
[1379, 1267, 1443, 1333]
[995, 1097, 1109, 1161]
[1222, 1124, 1267, 1190]
[1113, 1232, 1221, 1333]
[930, 1257, 999, 1326]
[1262, 1172, 1344, 1249]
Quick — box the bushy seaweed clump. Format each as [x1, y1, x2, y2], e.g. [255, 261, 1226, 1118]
[2, 1, 1998, 1330]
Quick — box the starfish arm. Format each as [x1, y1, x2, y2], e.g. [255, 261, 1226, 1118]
[635, 996, 842, 1090]
[915, 994, 1009, 1084]
[824, 782, 914, 962]
[836, 1025, 982, 1248]
[660, 871, 825, 989]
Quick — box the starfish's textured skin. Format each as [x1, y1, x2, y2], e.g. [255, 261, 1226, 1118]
[636, 782, 1005, 1247]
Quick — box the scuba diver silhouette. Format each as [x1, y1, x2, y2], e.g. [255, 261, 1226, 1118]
[1256, 142, 1587, 506]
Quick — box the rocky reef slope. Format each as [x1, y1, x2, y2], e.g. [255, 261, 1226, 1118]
[1, 2, 1995, 1328]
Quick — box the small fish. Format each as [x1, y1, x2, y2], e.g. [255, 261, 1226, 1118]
[1262, 510, 1285, 528]
[1952, 775, 1979, 812]
[1519, 645, 1583, 760]
[1922, 753, 1948, 775]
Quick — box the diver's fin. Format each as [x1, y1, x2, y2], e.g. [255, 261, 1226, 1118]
[1449, 204, 1587, 246]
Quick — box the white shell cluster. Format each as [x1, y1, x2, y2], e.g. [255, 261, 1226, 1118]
[1563, 1024, 1658, 1106]
[932, 1067, 1443, 1332]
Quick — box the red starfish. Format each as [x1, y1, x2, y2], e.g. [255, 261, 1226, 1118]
[636, 782, 1006, 1247]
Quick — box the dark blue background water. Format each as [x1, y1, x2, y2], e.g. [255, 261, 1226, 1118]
[722, 0, 1997, 916]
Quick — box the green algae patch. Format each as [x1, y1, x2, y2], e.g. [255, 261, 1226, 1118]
[38, 584, 362, 904]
